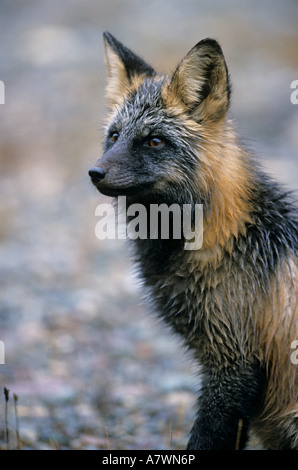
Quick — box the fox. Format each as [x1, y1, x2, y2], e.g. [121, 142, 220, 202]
[89, 32, 298, 450]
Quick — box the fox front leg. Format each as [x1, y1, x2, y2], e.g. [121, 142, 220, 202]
[187, 364, 265, 450]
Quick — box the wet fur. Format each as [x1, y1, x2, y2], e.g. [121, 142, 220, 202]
[90, 33, 298, 449]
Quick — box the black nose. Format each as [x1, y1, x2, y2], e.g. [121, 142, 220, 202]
[89, 166, 106, 183]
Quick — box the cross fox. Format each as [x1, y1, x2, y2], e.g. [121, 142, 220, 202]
[89, 32, 298, 449]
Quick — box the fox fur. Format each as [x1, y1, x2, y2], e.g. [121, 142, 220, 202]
[89, 32, 298, 449]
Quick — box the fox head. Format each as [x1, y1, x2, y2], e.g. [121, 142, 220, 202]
[90, 32, 230, 197]
[89, 33, 252, 247]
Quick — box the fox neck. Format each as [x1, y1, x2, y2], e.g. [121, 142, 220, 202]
[195, 120, 255, 252]
[127, 120, 255, 259]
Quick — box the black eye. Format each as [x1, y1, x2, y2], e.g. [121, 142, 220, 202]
[110, 132, 119, 143]
[148, 137, 164, 148]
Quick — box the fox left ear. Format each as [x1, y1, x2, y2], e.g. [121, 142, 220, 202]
[103, 32, 156, 106]
[166, 38, 231, 122]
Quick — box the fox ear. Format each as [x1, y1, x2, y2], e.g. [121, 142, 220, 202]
[103, 32, 155, 106]
[167, 38, 231, 122]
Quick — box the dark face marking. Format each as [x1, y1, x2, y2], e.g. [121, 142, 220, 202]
[89, 78, 202, 202]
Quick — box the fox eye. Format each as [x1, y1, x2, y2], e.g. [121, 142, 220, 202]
[148, 137, 164, 148]
[110, 132, 119, 143]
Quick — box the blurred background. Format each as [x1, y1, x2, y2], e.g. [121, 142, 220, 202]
[0, 0, 297, 449]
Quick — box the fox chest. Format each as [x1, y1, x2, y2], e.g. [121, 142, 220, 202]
[144, 267, 226, 348]
[139, 252, 252, 364]
[135, 240, 254, 361]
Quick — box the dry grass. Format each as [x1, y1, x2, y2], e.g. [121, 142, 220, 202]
[235, 419, 243, 450]
[0, 387, 22, 450]
[0, 386, 249, 450]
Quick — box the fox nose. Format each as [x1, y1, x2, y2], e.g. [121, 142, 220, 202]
[88, 166, 106, 183]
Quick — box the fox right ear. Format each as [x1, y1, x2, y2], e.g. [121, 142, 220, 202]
[103, 32, 155, 106]
[166, 38, 231, 122]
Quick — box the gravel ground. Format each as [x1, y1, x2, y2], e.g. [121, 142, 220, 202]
[0, 0, 297, 450]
